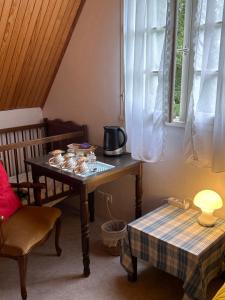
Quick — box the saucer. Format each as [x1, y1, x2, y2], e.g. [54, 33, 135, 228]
[49, 161, 63, 168]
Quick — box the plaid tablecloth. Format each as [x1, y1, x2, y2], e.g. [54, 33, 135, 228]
[121, 204, 225, 300]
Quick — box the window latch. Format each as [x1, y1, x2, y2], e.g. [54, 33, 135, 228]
[183, 47, 190, 55]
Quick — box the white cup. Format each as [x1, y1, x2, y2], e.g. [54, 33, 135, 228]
[63, 152, 76, 169]
[74, 158, 88, 174]
[63, 156, 76, 169]
[49, 153, 64, 166]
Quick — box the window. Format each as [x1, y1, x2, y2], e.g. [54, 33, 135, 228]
[123, 0, 168, 162]
[123, 0, 224, 163]
[170, 0, 223, 123]
[170, 0, 193, 123]
[122, 0, 194, 125]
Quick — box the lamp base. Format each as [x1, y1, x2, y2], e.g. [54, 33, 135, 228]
[197, 213, 217, 227]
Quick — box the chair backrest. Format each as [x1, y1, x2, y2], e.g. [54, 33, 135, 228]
[0, 123, 46, 177]
[0, 119, 88, 205]
[0, 131, 84, 204]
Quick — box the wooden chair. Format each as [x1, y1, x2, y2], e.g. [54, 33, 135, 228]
[0, 182, 62, 300]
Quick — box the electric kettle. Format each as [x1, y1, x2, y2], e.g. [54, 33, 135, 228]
[103, 126, 127, 156]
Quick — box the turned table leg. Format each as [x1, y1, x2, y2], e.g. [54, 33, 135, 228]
[80, 185, 90, 277]
[88, 192, 95, 222]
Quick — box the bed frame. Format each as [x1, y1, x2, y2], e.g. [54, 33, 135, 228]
[0, 118, 88, 205]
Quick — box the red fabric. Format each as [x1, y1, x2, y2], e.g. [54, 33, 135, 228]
[0, 162, 22, 220]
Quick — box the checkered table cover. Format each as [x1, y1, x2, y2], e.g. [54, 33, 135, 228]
[121, 204, 225, 300]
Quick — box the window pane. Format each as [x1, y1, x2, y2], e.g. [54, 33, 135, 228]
[177, 0, 185, 49]
[208, 26, 222, 68]
[174, 51, 183, 117]
[215, 0, 223, 22]
[172, 0, 186, 119]
[146, 30, 165, 71]
[192, 74, 218, 113]
[195, 29, 205, 70]
[199, 0, 223, 25]
[195, 26, 222, 70]
[145, 74, 158, 112]
[199, 0, 207, 26]
[147, 0, 167, 28]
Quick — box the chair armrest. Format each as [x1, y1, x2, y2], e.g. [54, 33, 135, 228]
[11, 182, 46, 189]
[11, 182, 47, 206]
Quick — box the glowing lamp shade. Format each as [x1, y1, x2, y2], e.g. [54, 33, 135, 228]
[194, 190, 223, 227]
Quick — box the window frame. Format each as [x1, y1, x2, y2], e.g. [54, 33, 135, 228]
[169, 0, 195, 124]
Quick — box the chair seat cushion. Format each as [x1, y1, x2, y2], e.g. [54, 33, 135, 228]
[0, 162, 22, 220]
[0, 206, 61, 256]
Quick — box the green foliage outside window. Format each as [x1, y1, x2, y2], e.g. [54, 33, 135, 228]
[174, 0, 185, 117]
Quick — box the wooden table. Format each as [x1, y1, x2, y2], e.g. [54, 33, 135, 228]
[26, 150, 142, 277]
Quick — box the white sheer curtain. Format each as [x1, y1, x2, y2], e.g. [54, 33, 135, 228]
[184, 0, 225, 172]
[124, 0, 170, 162]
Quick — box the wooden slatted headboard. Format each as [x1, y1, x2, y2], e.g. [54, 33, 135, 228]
[0, 119, 88, 205]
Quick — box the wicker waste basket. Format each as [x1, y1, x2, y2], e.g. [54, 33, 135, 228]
[101, 220, 127, 256]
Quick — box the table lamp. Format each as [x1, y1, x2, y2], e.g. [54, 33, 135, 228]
[194, 190, 223, 227]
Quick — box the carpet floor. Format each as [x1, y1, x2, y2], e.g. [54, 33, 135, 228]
[0, 198, 223, 300]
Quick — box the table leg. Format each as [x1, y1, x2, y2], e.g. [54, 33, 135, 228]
[32, 170, 42, 206]
[80, 185, 90, 277]
[128, 256, 137, 282]
[88, 192, 95, 222]
[135, 163, 142, 218]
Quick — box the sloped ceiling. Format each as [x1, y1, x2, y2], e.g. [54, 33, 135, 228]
[0, 0, 85, 111]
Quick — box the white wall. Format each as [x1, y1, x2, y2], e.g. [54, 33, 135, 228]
[43, 0, 225, 221]
[43, 0, 121, 146]
[0, 108, 43, 129]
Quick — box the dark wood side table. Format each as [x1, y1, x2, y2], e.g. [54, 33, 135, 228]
[25, 150, 142, 277]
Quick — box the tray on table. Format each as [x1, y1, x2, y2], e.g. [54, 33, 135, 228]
[48, 160, 115, 177]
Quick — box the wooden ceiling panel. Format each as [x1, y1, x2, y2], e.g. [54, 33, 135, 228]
[0, 0, 84, 111]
